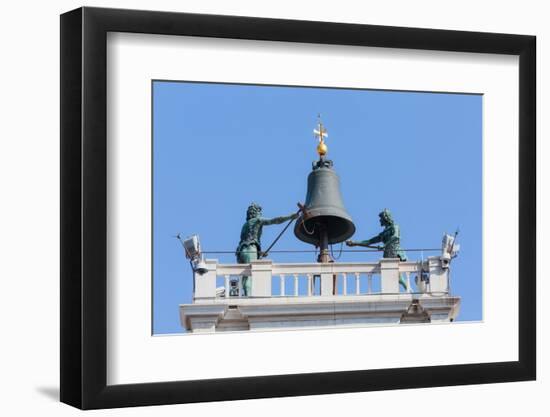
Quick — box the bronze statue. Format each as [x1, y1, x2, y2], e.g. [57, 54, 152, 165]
[236, 203, 298, 296]
[346, 208, 409, 290]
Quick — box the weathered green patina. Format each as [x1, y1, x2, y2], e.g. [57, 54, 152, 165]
[236, 203, 298, 296]
[346, 208, 409, 290]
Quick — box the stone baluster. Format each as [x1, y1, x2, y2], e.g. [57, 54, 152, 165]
[224, 275, 230, 298]
[238, 275, 243, 297]
[367, 273, 373, 294]
[342, 273, 347, 295]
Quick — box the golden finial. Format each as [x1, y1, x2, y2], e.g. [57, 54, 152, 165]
[313, 114, 328, 157]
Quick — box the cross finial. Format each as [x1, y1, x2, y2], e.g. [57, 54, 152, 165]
[313, 114, 328, 156]
[314, 114, 328, 142]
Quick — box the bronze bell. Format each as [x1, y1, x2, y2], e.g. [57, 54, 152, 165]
[294, 159, 355, 249]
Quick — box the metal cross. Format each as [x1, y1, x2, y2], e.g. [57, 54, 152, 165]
[313, 116, 328, 143]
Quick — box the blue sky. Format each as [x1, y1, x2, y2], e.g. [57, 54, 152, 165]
[153, 81, 482, 334]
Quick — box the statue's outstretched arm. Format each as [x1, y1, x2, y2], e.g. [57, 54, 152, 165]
[261, 212, 298, 226]
[347, 233, 383, 247]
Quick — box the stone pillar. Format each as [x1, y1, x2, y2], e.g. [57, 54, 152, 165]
[193, 259, 217, 299]
[320, 273, 334, 295]
[380, 258, 400, 294]
[250, 260, 273, 297]
[427, 256, 449, 294]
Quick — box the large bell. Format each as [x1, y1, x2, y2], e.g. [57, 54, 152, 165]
[294, 161, 355, 246]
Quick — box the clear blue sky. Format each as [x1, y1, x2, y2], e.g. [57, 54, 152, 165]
[153, 80, 482, 334]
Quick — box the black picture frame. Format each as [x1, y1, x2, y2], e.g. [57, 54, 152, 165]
[60, 6, 536, 410]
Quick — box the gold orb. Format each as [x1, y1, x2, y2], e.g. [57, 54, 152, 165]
[317, 141, 328, 156]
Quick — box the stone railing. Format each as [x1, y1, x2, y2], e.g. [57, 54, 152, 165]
[192, 256, 450, 299]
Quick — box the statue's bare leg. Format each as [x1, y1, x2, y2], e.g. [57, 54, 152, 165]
[239, 244, 258, 296]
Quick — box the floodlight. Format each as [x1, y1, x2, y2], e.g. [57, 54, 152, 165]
[181, 234, 207, 274]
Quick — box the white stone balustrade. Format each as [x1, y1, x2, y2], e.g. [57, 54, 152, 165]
[192, 256, 450, 300]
